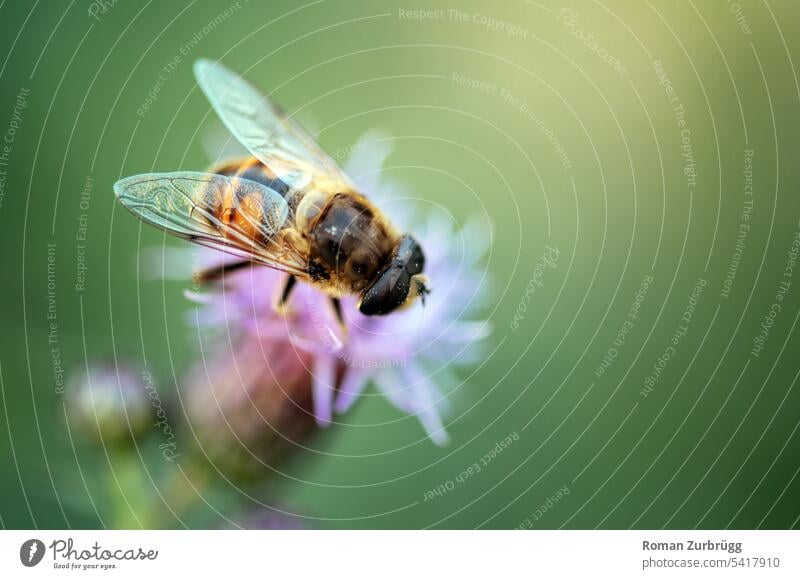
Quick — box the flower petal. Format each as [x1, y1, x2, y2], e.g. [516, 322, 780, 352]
[376, 367, 449, 445]
[375, 368, 416, 414]
[334, 368, 369, 414]
[401, 365, 450, 446]
[312, 354, 336, 426]
[416, 405, 450, 446]
[344, 129, 393, 195]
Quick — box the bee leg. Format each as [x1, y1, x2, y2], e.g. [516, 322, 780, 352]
[274, 275, 298, 314]
[195, 259, 253, 284]
[330, 297, 347, 335]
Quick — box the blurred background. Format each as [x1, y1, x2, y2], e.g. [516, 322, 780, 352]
[1, 0, 799, 529]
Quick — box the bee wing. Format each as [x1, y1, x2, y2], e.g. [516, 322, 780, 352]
[194, 59, 352, 191]
[113, 171, 309, 276]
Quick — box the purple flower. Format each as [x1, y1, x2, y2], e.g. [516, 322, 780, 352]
[179, 131, 491, 447]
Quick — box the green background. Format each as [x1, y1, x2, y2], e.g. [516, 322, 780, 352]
[1, 0, 799, 529]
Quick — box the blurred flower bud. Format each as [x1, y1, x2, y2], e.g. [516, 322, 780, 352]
[184, 336, 318, 481]
[232, 506, 306, 529]
[66, 364, 152, 446]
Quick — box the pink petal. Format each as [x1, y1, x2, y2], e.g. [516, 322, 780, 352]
[375, 368, 416, 414]
[312, 355, 336, 426]
[344, 129, 393, 195]
[334, 369, 369, 414]
[417, 407, 450, 446]
[183, 289, 217, 305]
[401, 365, 449, 446]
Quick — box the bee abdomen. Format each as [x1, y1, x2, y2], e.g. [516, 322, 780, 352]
[200, 159, 289, 242]
[213, 157, 291, 198]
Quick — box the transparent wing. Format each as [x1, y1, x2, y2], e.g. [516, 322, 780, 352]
[193, 58, 353, 191]
[113, 171, 308, 276]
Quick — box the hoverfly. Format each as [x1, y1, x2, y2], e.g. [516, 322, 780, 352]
[114, 59, 428, 318]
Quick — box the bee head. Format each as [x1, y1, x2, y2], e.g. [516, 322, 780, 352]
[358, 235, 428, 316]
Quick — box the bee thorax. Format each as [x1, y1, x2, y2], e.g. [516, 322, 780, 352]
[308, 193, 394, 293]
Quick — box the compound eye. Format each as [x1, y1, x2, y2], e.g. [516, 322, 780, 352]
[395, 235, 425, 275]
[358, 267, 411, 316]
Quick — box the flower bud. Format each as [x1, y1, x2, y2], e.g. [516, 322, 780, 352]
[183, 336, 317, 481]
[66, 364, 152, 446]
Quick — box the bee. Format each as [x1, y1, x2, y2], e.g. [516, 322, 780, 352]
[114, 59, 428, 318]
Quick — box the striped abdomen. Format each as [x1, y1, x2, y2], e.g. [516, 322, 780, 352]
[208, 157, 296, 243]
